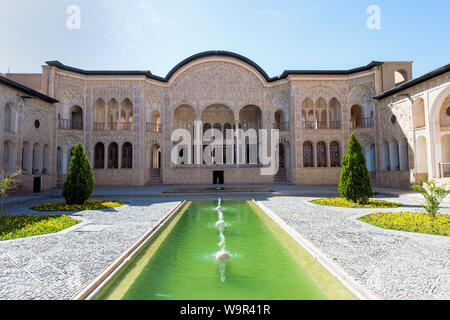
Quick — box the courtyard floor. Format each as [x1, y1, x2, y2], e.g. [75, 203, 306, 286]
[0, 185, 448, 300]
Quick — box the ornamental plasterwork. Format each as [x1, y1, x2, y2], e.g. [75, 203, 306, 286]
[349, 84, 374, 105]
[170, 61, 264, 108]
[92, 86, 133, 103]
[144, 88, 164, 111]
[271, 88, 290, 111]
[354, 133, 375, 149]
[300, 135, 344, 145]
[55, 74, 85, 92]
[292, 82, 344, 106]
[57, 84, 84, 106]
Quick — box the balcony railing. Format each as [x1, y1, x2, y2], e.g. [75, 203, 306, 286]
[273, 122, 290, 131]
[93, 122, 133, 131]
[146, 122, 162, 133]
[351, 117, 374, 129]
[58, 119, 83, 130]
[302, 120, 341, 130]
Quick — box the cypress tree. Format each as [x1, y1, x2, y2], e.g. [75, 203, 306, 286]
[338, 133, 373, 203]
[62, 142, 94, 204]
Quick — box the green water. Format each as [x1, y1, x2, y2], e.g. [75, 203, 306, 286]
[99, 200, 330, 300]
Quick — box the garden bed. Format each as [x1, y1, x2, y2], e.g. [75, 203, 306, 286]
[310, 198, 402, 208]
[31, 200, 126, 212]
[358, 211, 449, 237]
[0, 215, 80, 241]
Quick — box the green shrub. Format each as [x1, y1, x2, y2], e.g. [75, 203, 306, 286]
[338, 133, 373, 203]
[62, 143, 94, 205]
[411, 179, 450, 218]
[0, 168, 22, 216]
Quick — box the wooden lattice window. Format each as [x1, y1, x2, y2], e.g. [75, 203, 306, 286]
[317, 142, 327, 167]
[303, 142, 313, 167]
[121, 142, 132, 168]
[94, 142, 105, 169]
[330, 141, 340, 167]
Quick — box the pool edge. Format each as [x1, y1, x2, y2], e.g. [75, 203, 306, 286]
[71, 200, 187, 300]
[252, 199, 379, 300]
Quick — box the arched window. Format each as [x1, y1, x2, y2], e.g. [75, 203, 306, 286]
[303, 142, 313, 167]
[57, 147, 62, 174]
[108, 143, 119, 168]
[330, 142, 341, 167]
[94, 143, 105, 169]
[3, 141, 14, 173]
[381, 141, 390, 171]
[223, 123, 232, 136]
[122, 142, 132, 168]
[213, 123, 222, 133]
[4, 104, 11, 132]
[317, 142, 327, 167]
[203, 123, 212, 134]
[42, 145, 50, 174]
[33, 143, 42, 174]
[351, 105, 363, 128]
[399, 138, 409, 171]
[22, 142, 32, 173]
[70, 106, 83, 130]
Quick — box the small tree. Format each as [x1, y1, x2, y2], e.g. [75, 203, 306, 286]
[338, 133, 373, 203]
[62, 142, 94, 205]
[411, 179, 450, 218]
[0, 168, 22, 216]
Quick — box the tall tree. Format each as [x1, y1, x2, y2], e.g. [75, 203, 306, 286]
[338, 133, 373, 203]
[62, 143, 94, 204]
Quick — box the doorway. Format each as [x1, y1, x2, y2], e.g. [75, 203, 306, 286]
[213, 171, 224, 184]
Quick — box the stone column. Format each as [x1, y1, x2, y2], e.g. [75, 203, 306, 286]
[104, 104, 108, 128]
[104, 143, 108, 169]
[235, 119, 240, 166]
[62, 147, 68, 174]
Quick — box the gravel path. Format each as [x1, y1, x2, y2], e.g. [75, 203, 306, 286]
[0, 198, 180, 300]
[257, 196, 450, 300]
[0, 192, 449, 300]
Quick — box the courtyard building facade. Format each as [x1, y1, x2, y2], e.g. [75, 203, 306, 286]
[1, 51, 449, 191]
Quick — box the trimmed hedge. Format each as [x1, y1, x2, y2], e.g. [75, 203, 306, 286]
[0, 215, 80, 241]
[359, 211, 449, 236]
[31, 200, 126, 212]
[311, 198, 402, 208]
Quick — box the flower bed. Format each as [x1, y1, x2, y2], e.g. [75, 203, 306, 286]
[31, 200, 126, 212]
[358, 212, 449, 237]
[0, 215, 80, 241]
[311, 198, 402, 208]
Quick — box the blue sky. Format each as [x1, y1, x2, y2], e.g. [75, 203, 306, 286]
[0, 0, 448, 78]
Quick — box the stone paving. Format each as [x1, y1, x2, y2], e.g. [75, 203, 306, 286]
[258, 196, 450, 300]
[0, 198, 180, 300]
[0, 186, 449, 300]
